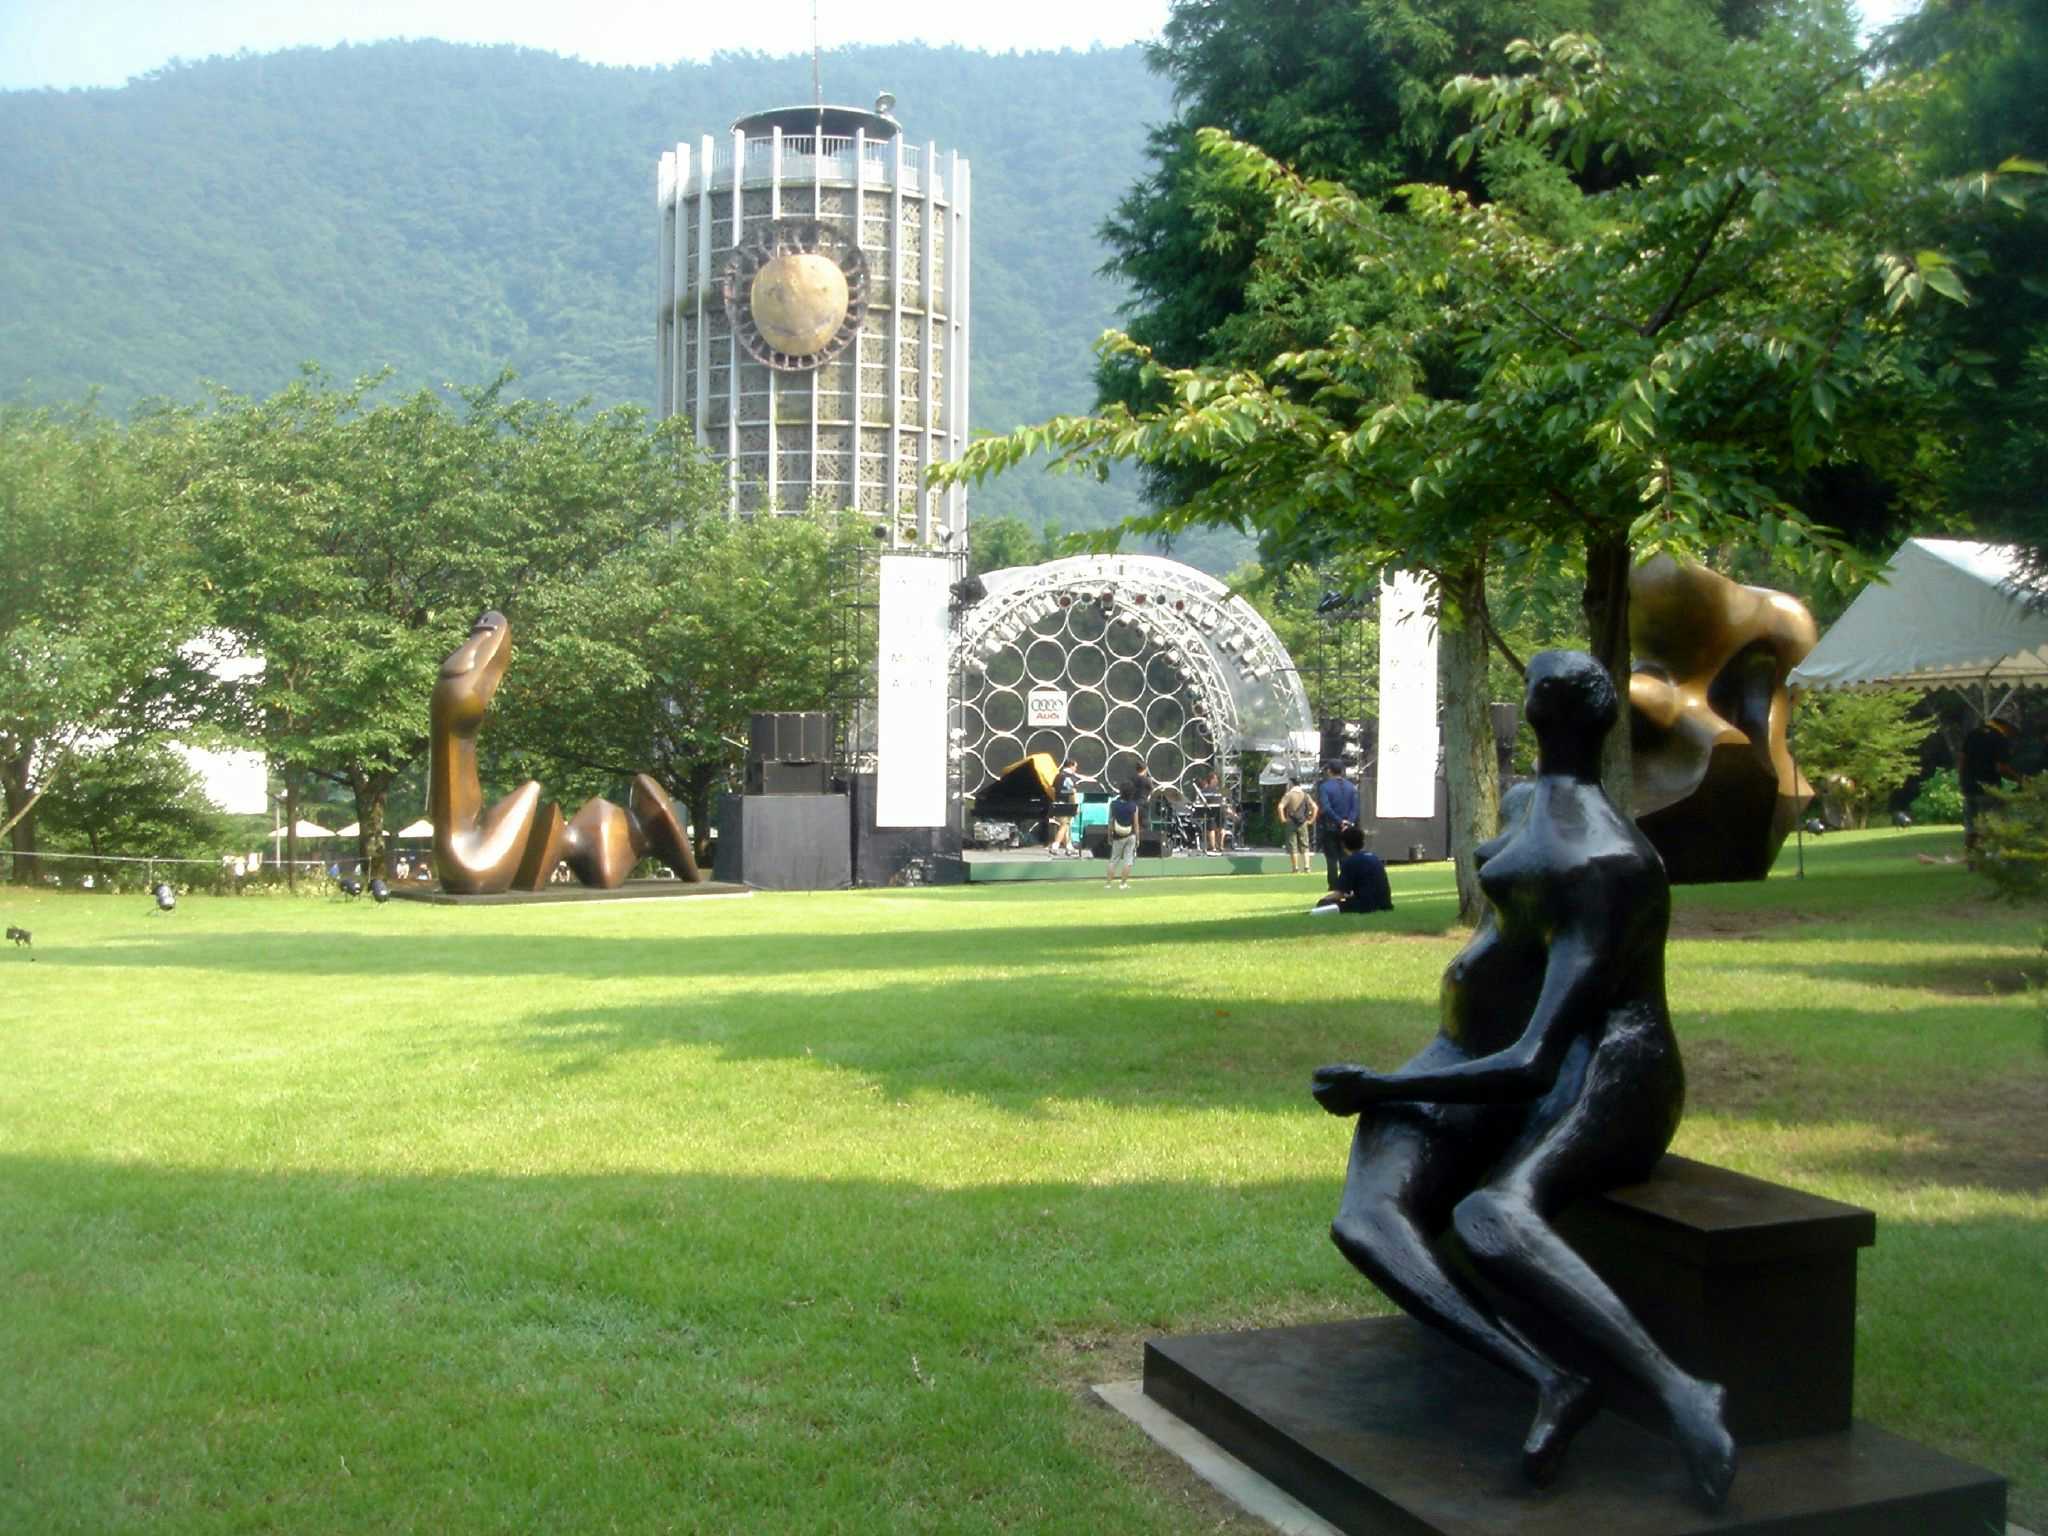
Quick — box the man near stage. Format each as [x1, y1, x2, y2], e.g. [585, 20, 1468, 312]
[1315, 761, 1359, 888]
[1048, 756, 1081, 857]
[1196, 769, 1231, 853]
[1960, 717, 2018, 851]
[1106, 784, 1141, 890]
[1278, 775, 1318, 874]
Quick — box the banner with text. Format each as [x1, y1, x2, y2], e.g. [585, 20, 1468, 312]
[876, 555, 953, 827]
[1376, 571, 1440, 821]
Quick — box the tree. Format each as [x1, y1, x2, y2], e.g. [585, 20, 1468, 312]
[966, 513, 1067, 578]
[1884, 0, 2048, 585]
[941, 13, 2035, 918]
[36, 741, 230, 880]
[1096, 0, 1773, 512]
[1793, 689, 1935, 828]
[0, 402, 210, 882]
[493, 507, 868, 856]
[157, 370, 723, 880]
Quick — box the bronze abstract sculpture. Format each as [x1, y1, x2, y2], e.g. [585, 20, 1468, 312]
[430, 611, 702, 894]
[1629, 555, 1817, 882]
[1313, 650, 1736, 1508]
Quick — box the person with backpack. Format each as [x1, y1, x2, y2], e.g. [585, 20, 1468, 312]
[1105, 784, 1141, 890]
[1278, 775, 1318, 873]
[1048, 757, 1082, 857]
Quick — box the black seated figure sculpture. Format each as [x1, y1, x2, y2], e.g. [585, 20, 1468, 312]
[1311, 649, 1736, 1509]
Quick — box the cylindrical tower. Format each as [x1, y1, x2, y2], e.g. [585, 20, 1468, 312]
[656, 100, 970, 548]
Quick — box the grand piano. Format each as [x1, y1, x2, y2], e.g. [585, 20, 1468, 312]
[969, 753, 1079, 848]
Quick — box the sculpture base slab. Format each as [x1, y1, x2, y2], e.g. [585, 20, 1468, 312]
[392, 879, 749, 906]
[1143, 1318, 2005, 1536]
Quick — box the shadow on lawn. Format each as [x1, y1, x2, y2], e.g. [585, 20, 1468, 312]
[0, 1154, 2035, 1530]
[47, 902, 1464, 984]
[499, 971, 2048, 1193]
[1763, 952, 2048, 997]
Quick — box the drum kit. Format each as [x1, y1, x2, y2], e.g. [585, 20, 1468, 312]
[1153, 785, 1237, 855]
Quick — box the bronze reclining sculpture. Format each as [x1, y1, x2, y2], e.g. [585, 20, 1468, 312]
[1628, 557, 1817, 883]
[429, 610, 701, 894]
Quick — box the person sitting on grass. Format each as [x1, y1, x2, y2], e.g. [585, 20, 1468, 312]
[1310, 824, 1392, 915]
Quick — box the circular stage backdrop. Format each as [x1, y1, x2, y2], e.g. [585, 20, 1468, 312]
[953, 554, 1313, 800]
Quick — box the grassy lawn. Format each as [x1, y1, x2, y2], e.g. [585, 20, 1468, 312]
[1, 826, 2041, 1533]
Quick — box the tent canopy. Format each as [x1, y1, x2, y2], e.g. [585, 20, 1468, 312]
[268, 819, 336, 839]
[1787, 538, 2048, 693]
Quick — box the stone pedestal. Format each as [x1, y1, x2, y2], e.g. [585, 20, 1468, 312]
[1551, 1154, 1874, 1442]
[1145, 1320, 2005, 1535]
[1141, 1158, 2006, 1535]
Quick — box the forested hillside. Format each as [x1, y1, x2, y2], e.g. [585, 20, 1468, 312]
[0, 41, 1177, 539]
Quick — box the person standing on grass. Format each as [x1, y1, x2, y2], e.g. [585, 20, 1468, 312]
[1316, 761, 1359, 888]
[1105, 784, 1140, 890]
[1960, 717, 2018, 851]
[1310, 824, 1392, 915]
[1279, 775, 1318, 873]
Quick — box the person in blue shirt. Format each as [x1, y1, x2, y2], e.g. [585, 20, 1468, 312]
[1315, 762, 1360, 889]
[1311, 824, 1393, 915]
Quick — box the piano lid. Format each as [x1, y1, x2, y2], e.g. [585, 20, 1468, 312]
[970, 752, 1059, 816]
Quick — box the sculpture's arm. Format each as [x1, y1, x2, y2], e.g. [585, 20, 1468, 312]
[1313, 914, 1611, 1116]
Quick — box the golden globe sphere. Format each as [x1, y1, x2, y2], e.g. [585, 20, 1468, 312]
[749, 253, 850, 358]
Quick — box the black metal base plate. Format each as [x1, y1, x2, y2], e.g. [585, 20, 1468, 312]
[391, 878, 748, 906]
[1143, 1318, 2006, 1536]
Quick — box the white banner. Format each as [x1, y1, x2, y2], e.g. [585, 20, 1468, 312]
[1376, 571, 1440, 820]
[876, 556, 954, 827]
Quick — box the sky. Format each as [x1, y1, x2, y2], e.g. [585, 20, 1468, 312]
[0, 0, 1921, 93]
[0, 0, 1179, 91]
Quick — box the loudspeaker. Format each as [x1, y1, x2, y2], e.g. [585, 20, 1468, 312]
[748, 711, 834, 764]
[846, 772, 965, 887]
[714, 794, 850, 890]
[746, 760, 831, 796]
[1353, 774, 1450, 862]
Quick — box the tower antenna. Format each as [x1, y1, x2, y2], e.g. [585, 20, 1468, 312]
[812, 1, 822, 107]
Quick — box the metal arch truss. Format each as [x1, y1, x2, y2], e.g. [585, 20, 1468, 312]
[949, 555, 1312, 800]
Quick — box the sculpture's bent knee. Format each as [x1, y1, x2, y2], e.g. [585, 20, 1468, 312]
[1451, 1188, 1521, 1265]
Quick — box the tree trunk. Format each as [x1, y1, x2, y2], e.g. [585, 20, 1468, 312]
[1582, 529, 1634, 813]
[284, 769, 299, 891]
[351, 767, 394, 877]
[685, 765, 718, 869]
[1439, 563, 1499, 926]
[3, 746, 39, 886]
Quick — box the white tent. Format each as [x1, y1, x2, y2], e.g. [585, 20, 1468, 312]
[394, 818, 434, 839]
[267, 819, 336, 840]
[1787, 538, 2048, 694]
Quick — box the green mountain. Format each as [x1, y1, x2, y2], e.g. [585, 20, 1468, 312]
[0, 40, 1194, 543]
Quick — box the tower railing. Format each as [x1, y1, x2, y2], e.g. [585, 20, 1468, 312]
[684, 135, 932, 195]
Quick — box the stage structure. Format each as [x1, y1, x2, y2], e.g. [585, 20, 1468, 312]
[953, 555, 1315, 806]
[656, 98, 970, 548]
